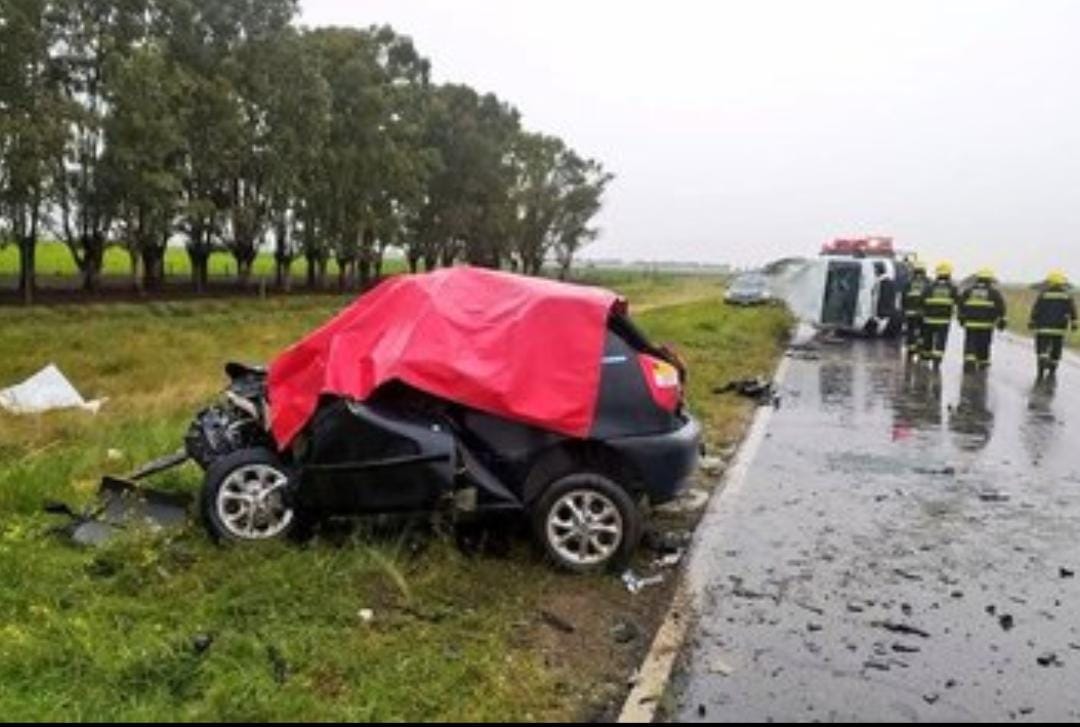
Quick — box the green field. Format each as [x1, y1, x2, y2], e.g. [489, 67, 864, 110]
[0, 241, 403, 282]
[0, 277, 790, 720]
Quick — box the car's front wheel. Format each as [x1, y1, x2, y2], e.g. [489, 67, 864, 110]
[531, 472, 642, 573]
[201, 448, 299, 542]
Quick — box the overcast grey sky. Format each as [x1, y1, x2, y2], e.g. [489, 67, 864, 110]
[301, 0, 1080, 281]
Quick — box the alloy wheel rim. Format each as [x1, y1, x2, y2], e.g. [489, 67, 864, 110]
[546, 488, 624, 566]
[216, 463, 294, 540]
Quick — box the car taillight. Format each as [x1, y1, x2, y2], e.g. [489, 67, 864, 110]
[638, 354, 681, 412]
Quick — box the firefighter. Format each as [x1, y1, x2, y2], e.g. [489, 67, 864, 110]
[920, 262, 959, 370]
[1029, 270, 1078, 380]
[902, 260, 930, 360]
[957, 268, 1007, 372]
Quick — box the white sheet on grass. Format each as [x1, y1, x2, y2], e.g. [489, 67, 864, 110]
[0, 364, 106, 414]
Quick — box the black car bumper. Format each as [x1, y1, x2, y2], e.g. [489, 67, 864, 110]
[607, 414, 702, 505]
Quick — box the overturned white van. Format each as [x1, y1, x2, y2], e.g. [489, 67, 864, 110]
[770, 238, 909, 338]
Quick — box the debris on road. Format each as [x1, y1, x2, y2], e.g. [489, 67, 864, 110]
[914, 465, 957, 476]
[611, 619, 641, 644]
[0, 364, 106, 415]
[713, 377, 778, 407]
[707, 657, 734, 676]
[642, 529, 691, 555]
[1036, 652, 1063, 668]
[653, 550, 686, 570]
[654, 488, 709, 515]
[871, 621, 931, 639]
[892, 568, 923, 582]
[699, 455, 726, 476]
[621, 570, 665, 595]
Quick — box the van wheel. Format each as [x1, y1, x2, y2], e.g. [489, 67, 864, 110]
[201, 448, 300, 542]
[531, 472, 642, 574]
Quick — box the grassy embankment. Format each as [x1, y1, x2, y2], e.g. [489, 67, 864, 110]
[0, 277, 789, 720]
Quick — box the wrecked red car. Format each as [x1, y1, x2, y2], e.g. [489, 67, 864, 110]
[185, 267, 701, 572]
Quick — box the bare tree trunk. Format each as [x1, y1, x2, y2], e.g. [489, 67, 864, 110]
[142, 246, 165, 290]
[186, 223, 213, 293]
[188, 250, 209, 293]
[439, 240, 456, 268]
[129, 249, 142, 293]
[275, 259, 294, 292]
[306, 253, 318, 289]
[80, 239, 105, 292]
[236, 254, 254, 287]
[18, 235, 36, 306]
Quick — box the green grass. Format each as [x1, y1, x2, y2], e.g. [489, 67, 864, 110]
[0, 241, 408, 281]
[0, 278, 790, 720]
[1003, 286, 1080, 349]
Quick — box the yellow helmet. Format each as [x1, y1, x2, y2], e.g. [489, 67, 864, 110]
[1047, 270, 1068, 287]
[935, 261, 954, 277]
[976, 267, 995, 281]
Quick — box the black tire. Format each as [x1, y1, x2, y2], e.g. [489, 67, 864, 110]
[201, 447, 303, 543]
[530, 471, 643, 574]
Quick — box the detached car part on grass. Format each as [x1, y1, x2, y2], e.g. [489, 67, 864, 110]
[182, 268, 701, 573]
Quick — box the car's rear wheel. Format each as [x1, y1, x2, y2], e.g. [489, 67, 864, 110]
[201, 448, 299, 542]
[531, 472, 642, 573]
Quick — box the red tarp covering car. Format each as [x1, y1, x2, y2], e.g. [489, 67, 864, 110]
[268, 267, 626, 448]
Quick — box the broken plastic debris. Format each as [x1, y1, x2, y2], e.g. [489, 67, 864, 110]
[0, 364, 106, 415]
[653, 550, 686, 570]
[621, 569, 665, 594]
[714, 377, 777, 406]
[358, 609, 374, 623]
[654, 489, 709, 515]
[699, 455, 726, 475]
[46, 477, 191, 547]
[707, 657, 734, 676]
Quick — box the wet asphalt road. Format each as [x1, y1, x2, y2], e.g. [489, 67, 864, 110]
[672, 327, 1080, 722]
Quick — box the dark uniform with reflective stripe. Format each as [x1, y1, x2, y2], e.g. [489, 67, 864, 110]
[957, 280, 1007, 370]
[921, 276, 959, 368]
[902, 272, 930, 356]
[1029, 286, 1078, 378]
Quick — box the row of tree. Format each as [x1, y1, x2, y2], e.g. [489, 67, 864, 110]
[0, 0, 612, 302]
